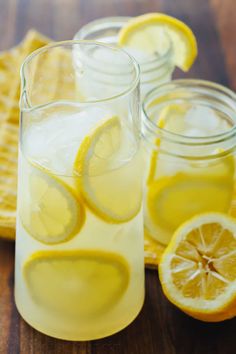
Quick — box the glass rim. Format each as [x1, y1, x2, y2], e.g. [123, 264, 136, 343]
[74, 16, 132, 41]
[142, 78, 236, 147]
[20, 39, 140, 111]
[74, 16, 174, 70]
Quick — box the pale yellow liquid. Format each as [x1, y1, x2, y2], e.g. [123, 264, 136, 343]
[15, 105, 144, 340]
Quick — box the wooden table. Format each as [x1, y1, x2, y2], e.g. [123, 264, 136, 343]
[1, 0, 236, 353]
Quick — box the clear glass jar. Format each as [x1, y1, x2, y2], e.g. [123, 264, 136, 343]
[142, 79, 236, 246]
[74, 17, 175, 98]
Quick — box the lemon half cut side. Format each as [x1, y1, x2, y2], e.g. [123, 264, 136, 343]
[159, 213, 236, 322]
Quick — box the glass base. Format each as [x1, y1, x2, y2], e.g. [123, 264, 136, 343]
[15, 292, 145, 341]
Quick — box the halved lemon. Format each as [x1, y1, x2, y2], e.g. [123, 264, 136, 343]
[20, 162, 85, 244]
[159, 213, 236, 321]
[146, 172, 234, 246]
[74, 116, 142, 223]
[23, 249, 130, 317]
[118, 13, 197, 71]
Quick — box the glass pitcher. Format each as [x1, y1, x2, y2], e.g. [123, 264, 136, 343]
[15, 40, 144, 341]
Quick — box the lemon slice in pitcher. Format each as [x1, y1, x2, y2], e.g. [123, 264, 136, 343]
[20, 163, 85, 244]
[118, 13, 197, 71]
[74, 116, 142, 223]
[24, 249, 130, 317]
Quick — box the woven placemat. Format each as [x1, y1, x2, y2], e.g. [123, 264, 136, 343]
[0, 30, 49, 240]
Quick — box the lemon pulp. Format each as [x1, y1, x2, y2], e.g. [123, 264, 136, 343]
[159, 213, 236, 321]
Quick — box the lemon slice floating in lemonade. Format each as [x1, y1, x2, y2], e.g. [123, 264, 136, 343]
[146, 172, 234, 246]
[159, 213, 236, 321]
[74, 116, 142, 223]
[118, 13, 197, 71]
[24, 249, 130, 317]
[20, 163, 85, 244]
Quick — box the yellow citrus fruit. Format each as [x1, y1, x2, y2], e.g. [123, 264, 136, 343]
[23, 249, 130, 317]
[146, 171, 234, 246]
[20, 162, 85, 244]
[74, 116, 142, 223]
[118, 13, 197, 71]
[159, 212, 236, 321]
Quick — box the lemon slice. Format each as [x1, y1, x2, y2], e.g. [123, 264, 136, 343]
[146, 172, 234, 246]
[24, 249, 130, 317]
[118, 13, 197, 71]
[159, 212, 236, 321]
[74, 116, 142, 223]
[20, 163, 85, 244]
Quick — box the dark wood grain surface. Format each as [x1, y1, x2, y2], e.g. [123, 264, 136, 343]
[1, 0, 236, 353]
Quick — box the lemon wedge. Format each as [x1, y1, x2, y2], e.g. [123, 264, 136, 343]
[20, 162, 85, 244]
[118, 13, 197, 71]
[24, 249, 130, 317]
[74, 116, 142, 223]
[159, 212, 236, 321]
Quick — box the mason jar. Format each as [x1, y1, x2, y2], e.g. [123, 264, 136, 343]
[142, 79, 236, 246]
[74, 17, 175, 98]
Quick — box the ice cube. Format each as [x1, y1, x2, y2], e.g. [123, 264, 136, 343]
[93, 47, 128, 66]
[123, 47, 156, 64]
[184, 106, 220, 132]
[25, 105, 112, 174]
[184, 128, 208, 137]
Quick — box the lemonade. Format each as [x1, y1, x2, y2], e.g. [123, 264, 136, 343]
[142, 80, 236, 247]
[15, 42, 144, 340]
